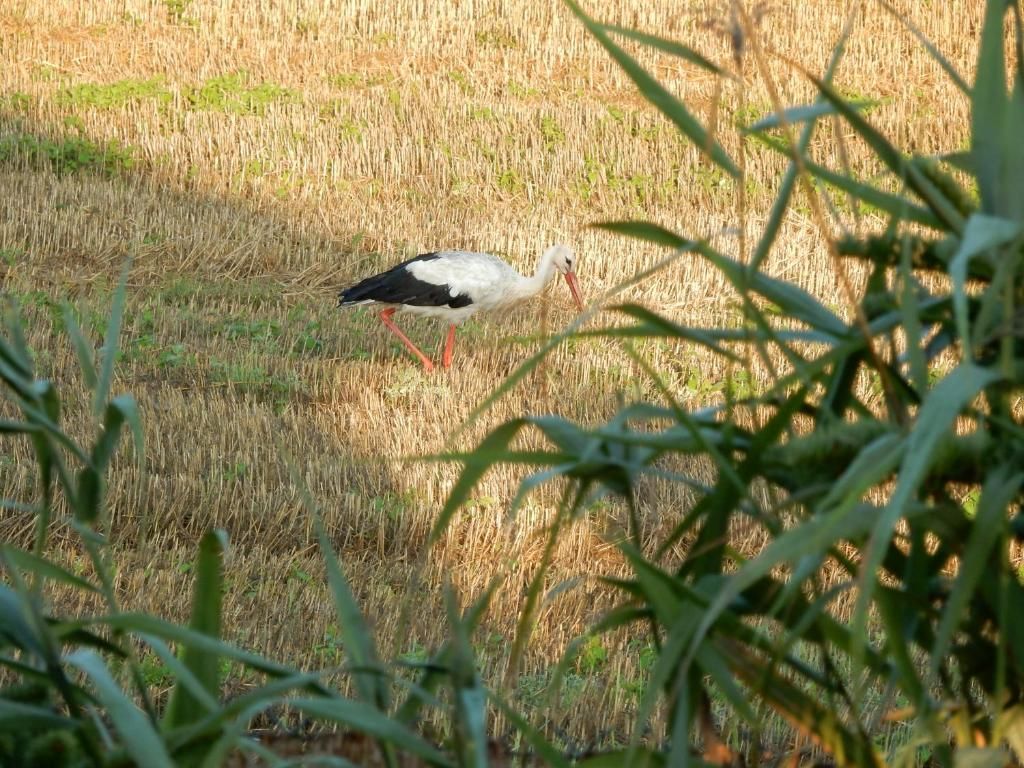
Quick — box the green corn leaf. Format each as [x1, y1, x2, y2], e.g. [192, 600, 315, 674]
[745, 100, 876, 133]
[563, 0, 740, 177]
[32, 379, 61, 423]
[489, 692, 573, 768]
[166, 671, 329, 757]
[728, 644, 881, 766]
[971, 0, 1012, 217]
[61, 301, 98, 390]
[0, 698, 75, 730]
[317, 521, 389, 711]
[430, 419, 528, 542]
[617, 542, 687, 626]
[941, 151, 975, 174]
[94, 258, 131, 418]
[67, 649, 174, 768]
[291, 698, 453, 767]
[873, 585, 926, 704]
[695, 641, 757, 724]
[851, 362, 1002, 669]
[0, 584, 49, 660]
[164, 529, 227, 729]
[92, 613, 327, 686]
[593, 304, 742, 361]
[949, 213, 1022, 353]
[800, 158, 944, 229]
[696, 242, 849, 337]
[55, 627, 129, 658]
[505, 511, 564, 687]
[279, 444, 392, 717]
[595, 221, 847, 336]
[630, 597, 702, 759]
[751, 19, 851, 272]
[91, 395, 140, 472]
[810, 74, 965, 232]
[0, 301, 34, 380]
[931, 466, 1021, 679]
[1, 545, 99, 593]
[602, 24, 724, 74]
[395, 577, 500, 727]
[875, 0, 970, 93]
[141, 634, 220, 716]
[442, 587, 488, 768]
[593, 220, 695, 250]
[74, 466, 102, 523]
[679, 496, 888, 691]
[0, 418, 37, 434]
[897, 236, 929, 395]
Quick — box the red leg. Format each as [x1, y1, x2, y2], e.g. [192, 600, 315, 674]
[379, 308, 434, 371]
[441, 324, 457, 369]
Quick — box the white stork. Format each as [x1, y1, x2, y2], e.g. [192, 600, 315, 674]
[338, 244, 584, 371]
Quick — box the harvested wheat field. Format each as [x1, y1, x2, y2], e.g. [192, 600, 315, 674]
[0, 0, 976, 754]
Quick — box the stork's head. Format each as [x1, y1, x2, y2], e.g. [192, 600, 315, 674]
[544, 244, 584, 311]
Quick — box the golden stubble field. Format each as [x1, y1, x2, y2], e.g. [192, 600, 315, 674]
[0, 0, 976, 747]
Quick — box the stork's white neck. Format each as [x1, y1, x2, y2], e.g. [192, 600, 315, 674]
[505, 250, 558, 304]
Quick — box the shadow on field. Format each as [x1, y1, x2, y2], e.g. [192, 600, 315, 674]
[0, 104, 419, 545]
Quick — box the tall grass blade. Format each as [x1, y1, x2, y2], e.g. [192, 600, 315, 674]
[972, 0, 1011, 216]
[0, 301, 34, 380]
[166, 671, 329, 754]
[852, 363, 1001, 670]
[603, 24, 724, 74]
[316, 521, 390, 711]
[563, 0, 740, 177]
[395, 577, 500, 727]
[799, 158, 944, 229]
[728, 645, 880, 766]
[0, 419, 37, 434]
[596, 221, 846, 335]
[696, 242, 848, 336]
[94, 613, 328, 687]
[949, 214, 1021, 353]
[1, 545, 99, 593]
[504, 507, 564, 688]
[93, 257, 131, 418]
[442, 587, 488, 768]
[61, 301, 98, 390]
[91, 395, 141, 471]
[489, 692, 573, 768]
[290, 698, 453, 767]
[588, 304, 741, 360]
[875, 0, 971, 93]
[0, 698, 75, 729]
[431, 419, 527, 542]
[67, 649, 175, 768]
[745, 100, 876, 132]
[279, 442, 392, 718]
[142, 634, 220, 715]
[930, 466, 1020, 679]
[0, 585, 43, 655]
[593, 220, 694, 250]
[164, 529, 228, 729]
[811, 75, 965, 232]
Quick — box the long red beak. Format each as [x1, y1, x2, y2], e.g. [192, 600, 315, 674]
[564, 272, 584, 311]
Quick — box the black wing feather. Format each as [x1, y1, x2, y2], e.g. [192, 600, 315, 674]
[339, 253, 473, 308]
